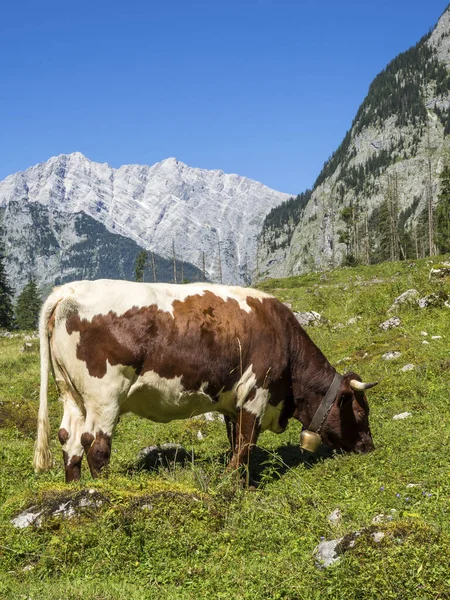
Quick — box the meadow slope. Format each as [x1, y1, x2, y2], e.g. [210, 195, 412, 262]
[1, 257, 450, 599]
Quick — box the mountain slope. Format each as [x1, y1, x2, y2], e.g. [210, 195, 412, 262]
[257, 6, 450, 279]
[0, 201, 203, 296]
[0, 153, 289, 285]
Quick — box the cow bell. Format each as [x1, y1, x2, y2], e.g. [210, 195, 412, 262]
[300, 429, 322, 453]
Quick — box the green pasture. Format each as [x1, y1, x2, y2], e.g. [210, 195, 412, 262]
[1, 257, 450, 599]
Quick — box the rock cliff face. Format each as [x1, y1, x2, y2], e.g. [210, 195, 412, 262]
[257, 6, 450, 280]
[0, 201, 203, 297]
[0, 153, 289, 286]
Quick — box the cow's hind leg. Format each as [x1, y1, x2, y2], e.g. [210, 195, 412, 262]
[58, 392, 86, 482]
[81, 397, 121, 478]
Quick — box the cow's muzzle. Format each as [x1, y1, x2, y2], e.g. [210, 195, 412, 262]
[353, 433, 375, 454]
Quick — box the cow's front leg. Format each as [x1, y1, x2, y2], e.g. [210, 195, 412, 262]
[226, 406, 260, 472]
[81, 430, 112, 478]
[224, 416, 236, 454]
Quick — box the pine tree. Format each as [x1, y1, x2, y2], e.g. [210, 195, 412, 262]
[134, 250, 148, 282]
[150, 251, 157, 282]
[436, 164, 450, 253]
[338, 205, 357, 265]
[386, 173, 401, 261]
[15, 278, 42, 330]
[0, 234, 14, 329]
[172, 240, 177, 283]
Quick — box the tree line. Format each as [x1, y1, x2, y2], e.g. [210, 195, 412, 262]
[0, 236, 206, 331]
[0, 239, 42, 330]
[338, 164, 450, 266]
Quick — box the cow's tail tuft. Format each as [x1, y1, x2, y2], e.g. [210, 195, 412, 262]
[33, 292, 60, 473]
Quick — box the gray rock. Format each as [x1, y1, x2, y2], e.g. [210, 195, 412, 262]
[393, 412, 412, 420]
[314, 538, 343, 568]
[20, 342, 34, 353]
[429, 262, 450, 279]
[388, 289, 419, 313]
[347, 316, 362, 325]
[372, 514, 393, 524]
[382, 351, 401, 360]
[11, 508, 43, 529]
[401, 364, 415, 372]
[314, 526, 388, 569]
[294, 311, 324, 326]
[418, 292, 449, 308]
[327, 508, 342, 525]
[336, 356, 351, 365]
[11, 490, 105, 528]
[23, 333, 38, 340]
[379, 316, 401, 331]
[137, 443, 191, 470]
[192, 412, 224, 422]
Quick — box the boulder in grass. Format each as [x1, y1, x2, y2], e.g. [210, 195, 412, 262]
[379, 316, 401, 331]
[418, 292, 449, 309]
[327, 508, 342, 525]
[11, 490, 106, 529]
[393, 412, 412, 420]
[314, 528, 385, 569]
[315, 538, 343, 568]
[20, 342, 34, 353]
[429, 262, 450, 280]
[382, 351, 401, 361]
[137, 443, 192, 470]
[388, 289, 419, 313]
[294, 311, 324, 326]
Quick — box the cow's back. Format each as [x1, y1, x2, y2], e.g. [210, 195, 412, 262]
[48, 280, 294, 424]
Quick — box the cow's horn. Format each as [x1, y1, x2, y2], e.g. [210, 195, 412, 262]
[350, 379, 378, 391]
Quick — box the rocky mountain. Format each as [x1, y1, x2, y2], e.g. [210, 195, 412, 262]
[257, 6, 450, 280]
[0, 201, 203, 297]
[0, 153, 289, 286]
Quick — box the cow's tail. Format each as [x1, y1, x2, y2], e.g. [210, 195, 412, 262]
[33, 291, 61, 473]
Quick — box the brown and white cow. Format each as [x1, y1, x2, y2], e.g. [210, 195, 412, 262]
[34, 280, 376, 482]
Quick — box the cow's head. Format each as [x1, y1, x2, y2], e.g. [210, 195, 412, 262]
[315, 373, 376, 454]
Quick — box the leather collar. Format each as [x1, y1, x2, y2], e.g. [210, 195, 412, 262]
[308, 372, 343, 433]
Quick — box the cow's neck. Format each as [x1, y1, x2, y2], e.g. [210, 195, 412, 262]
[290, 331, 338, 429]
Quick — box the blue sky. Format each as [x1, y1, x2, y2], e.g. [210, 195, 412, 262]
[1, 1, 449, 194]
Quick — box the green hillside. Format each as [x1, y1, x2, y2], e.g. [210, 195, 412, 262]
[1, 257, 450, 599]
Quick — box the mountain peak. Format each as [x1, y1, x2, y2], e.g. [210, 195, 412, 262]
[0, 154, 289, 285]
[160, 157, 180, 165]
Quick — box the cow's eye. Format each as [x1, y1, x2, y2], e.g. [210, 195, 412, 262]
[338, 393, 353, 408]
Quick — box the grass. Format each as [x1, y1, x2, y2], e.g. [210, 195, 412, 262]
[1, 256, 450, 599]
